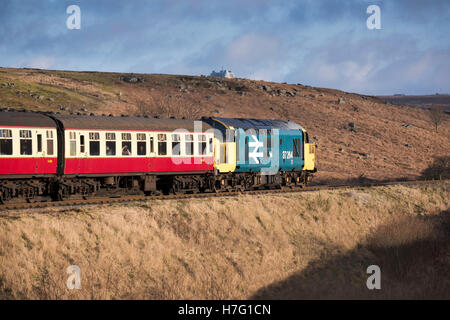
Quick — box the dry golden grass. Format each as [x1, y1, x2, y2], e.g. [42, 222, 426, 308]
[0, 182, 449, 299]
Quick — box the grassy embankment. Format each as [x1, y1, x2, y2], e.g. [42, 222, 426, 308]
[0, 182, 449, 299]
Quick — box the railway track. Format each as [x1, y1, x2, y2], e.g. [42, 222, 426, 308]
[1, 179, 448, 211]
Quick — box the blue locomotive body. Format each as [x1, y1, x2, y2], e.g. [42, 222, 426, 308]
[235, 128, 305, 173]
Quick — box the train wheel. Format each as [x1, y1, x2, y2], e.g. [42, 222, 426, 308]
[171, 182, 181, 195]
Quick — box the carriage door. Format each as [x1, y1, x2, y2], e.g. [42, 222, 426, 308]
[35, 131, 44, 174]
[79, 133, 87, 173]
[80, 134, 87, 155]
[149, 134, 156, 157]
[36, 133, 43, 156]
[148, 134, 156, 171]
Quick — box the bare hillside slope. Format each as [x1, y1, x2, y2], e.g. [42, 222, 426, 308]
[1, 67, 449, 182]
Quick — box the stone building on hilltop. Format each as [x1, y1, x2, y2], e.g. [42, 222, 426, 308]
[210, 68, 235, 79]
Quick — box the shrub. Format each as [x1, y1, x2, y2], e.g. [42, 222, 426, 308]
[422, 156, 450, 180]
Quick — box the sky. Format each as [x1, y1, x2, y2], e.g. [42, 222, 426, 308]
[0, 0, 449, 95]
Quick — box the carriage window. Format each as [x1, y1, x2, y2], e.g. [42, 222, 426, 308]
[20, 130, 32, 138]
[293, 138, 301, 158]
[209, 138, 213, 153]
[70, 141, 76, 156]
[122, 133, 132, 140]
[106, 132, 116, 156]
[0, 129, 12, 138]
[158, 134, 167, 156]
[198, 134, 207, 155]
[150, 137, 154, 153]
[69, 132, 76, 156]
[172, 134, 180, 156]
[137, 133, 146, 156]
[89, 132, 100, 156]
[80, 135, 85, 153]
[121, 133, 132, 156]
[46, 131, 54, 156]
[47, 140, 54, 155]
[37, 134, 42, 153]
[0, 129, 13, 155]
[89, 132, 100, 140]
[20, 130, 32, 155]
[185, 134, 193, 156]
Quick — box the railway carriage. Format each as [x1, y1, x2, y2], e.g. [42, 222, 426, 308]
[0, 111, 58, 201]
[0, 111, 58, 176]
[50, 114, 214, 176]
[49, 114, 215, 198]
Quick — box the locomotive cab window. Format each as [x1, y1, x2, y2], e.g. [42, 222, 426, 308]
[46, 131, 54, 156]
[122, 133, 132, 156]
[293, 138, 301, 158]
[172, 134, 180, 156]
[89, 132, 100, 156]
[105, 132, 116, 156]
[158, 134, 167, 156]
[0, 129, 13, 155]
[137, 133, 146, 156]
[19, 130, 32, 155]
[198, 134, 207, 155]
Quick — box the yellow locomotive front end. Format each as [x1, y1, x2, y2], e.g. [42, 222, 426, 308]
[302, 129, 317, 173]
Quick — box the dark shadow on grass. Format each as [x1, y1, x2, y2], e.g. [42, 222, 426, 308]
[250, 211, 450, 300]
[310, 175, 422, 187]
[421, 156, 450, 180]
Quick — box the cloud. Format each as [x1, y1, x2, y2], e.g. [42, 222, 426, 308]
[0, 0, 449, 94]
[225, 33, 281, 65]
[287, 34, 450, 95]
